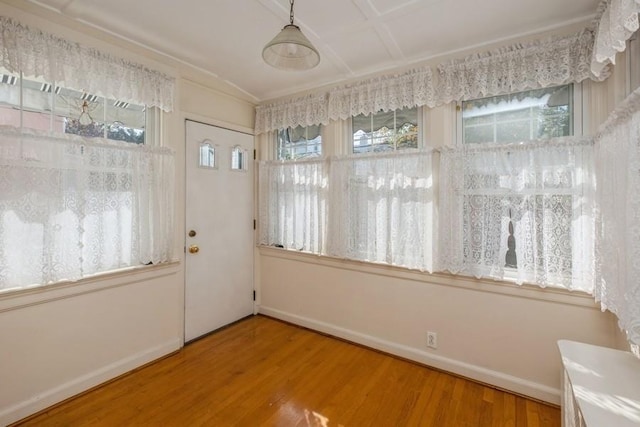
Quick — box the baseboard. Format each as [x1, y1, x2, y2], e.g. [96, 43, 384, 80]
[258, 305, 560, 405]
[1, 338, 182, 426]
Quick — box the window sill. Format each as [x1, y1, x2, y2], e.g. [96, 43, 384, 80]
[0, 260, 181, 313]
[258, 246, 597, 308]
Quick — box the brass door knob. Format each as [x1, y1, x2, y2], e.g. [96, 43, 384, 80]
[188, 245, 200, 254]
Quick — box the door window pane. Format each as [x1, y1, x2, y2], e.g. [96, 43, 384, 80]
[199, 141, 217, 169]
[231, 145, 247, 171]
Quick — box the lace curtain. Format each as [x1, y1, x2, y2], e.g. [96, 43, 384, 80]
[258, 150, 434, 271]
[258, 158, 328, 254]
[327, 150, 434, 271]
[0, 126, 175, 291]
[437, 29, 603, 104]
[591, 0, 640, 78]
[0, 16, 175, 112]
[438, 138, 595, 291]
[327, 68, 436, 121]
[255, 94, 328, 135]
[594, 86, 640, 349]
[255, 28, 604, 134]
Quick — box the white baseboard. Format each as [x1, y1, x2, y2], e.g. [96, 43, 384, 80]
[1, 338, 182, 426]
[258, 305, 560, 405]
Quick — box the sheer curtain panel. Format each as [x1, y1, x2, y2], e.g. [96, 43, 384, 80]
[438, 138, 595, 291]
[594, 87, 640, 350]
[0, 126, 174, 291]
[327, 150, 434, 272]
[258, 159, 328, 254]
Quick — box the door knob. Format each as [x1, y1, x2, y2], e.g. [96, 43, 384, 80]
[188, 245, 200, 254]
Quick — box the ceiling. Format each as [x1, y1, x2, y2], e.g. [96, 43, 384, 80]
[25, 0, 600, 102]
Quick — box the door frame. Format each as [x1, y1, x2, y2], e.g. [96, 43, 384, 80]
[182, 114, 257, 344]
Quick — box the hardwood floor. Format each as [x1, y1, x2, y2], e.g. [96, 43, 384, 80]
[16, 315, 560, 426]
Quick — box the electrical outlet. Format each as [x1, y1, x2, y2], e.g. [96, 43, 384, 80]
[427, 331, 438, 349]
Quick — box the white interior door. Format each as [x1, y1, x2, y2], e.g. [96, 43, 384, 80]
[185, 120, 254, 342]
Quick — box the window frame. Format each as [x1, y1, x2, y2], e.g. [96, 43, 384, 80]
[0, 69, 151, 145]
[275, 124, 323, 161]
[452, 83, 586, 287]
[455, 83, 583, 146]
[349, 106, 424, 154]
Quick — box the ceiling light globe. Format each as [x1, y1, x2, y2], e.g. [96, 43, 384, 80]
[262, 24, 320, 71]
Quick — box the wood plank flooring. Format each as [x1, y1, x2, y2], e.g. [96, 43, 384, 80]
[15, 315, 560, 427]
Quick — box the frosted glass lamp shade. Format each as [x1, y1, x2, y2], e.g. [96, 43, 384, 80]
[262, 24, 320, 71]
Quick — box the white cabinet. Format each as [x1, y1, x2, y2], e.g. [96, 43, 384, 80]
[558, 340, 640, 427]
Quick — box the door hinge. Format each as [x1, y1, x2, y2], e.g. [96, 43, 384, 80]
[253, 290, 256, 301]
[253, 219, 256, 230]
[253, 149, 256, 160]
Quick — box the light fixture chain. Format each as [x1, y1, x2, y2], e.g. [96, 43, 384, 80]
[289, 0, 295, 25]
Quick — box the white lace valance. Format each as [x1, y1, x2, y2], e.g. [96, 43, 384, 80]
[0, 16, 176, 112]
[591, 0, 640, 78]
[256, 25, 608, 134]
[327, 68, 436, 121]
[437, 29, 606, 103]
[254, 93, 328, 135]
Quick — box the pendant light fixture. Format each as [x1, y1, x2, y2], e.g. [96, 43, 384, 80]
[262, 0, 320, 71]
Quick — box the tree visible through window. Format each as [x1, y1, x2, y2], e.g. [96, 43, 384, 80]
[462, 85, 573, 144]
[352, 107, 418, 153]
[277, 125, 322, 160]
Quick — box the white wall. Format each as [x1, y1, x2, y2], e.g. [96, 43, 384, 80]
[0, 1, 255, 425]
[258, 250, 616, 404]
[0, 265, 183, 424]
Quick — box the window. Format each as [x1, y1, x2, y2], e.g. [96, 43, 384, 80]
[461, 85, 574, 144]
[0, 69, 172, 293]
[329, 151, 434, 271]
[199, 141, 217, 169]
[352, 107, 419, 153]
[259, 85, 592, 291]
[277, 125, 322, 160]
[231, 145, 248, 171]
[628, 34, 640, 93]
[258, 151, 433, 272]
[441, 84, 593, 290]
[0, 68, 146, 144]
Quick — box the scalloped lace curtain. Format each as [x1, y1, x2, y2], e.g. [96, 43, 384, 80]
[327, 68, 436, 121]
[327, 150, 434, 271]
[594, 87, 640, 349]
[0, 16, 175, 112]
[256, 27, 605, 134]
[438, 138, 595, 291]
[255, 94, 328, 136]
[0, 126, 174, 291]
[437, 29, 603, 103]
[591, 0, 640, 78]
[258, 158, 328, 254]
